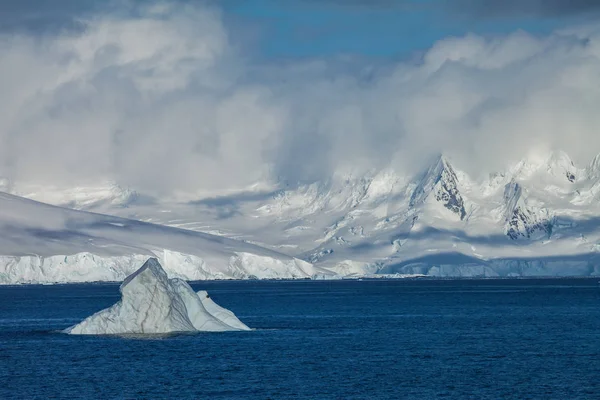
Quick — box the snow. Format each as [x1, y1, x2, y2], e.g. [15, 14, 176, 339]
[410, 155, 467, 220]
[14, 182, 141, 210]
[4, 150, 600, 281]
[64, 258, 250, 335]
[546, 151, 578, 182]
[230, 252, 316, 279]
[0, 191, 327, 284]
[78, 151, 600, 279]
[196, 290, 250, 331]
[0, 253, 148, 284]
[169, 279, 245, 332]
[586, 154, 600, 180]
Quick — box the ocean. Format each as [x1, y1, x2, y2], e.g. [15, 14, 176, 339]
[1, 278, 599, 399]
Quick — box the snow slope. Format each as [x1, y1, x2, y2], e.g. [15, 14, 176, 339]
[0, 191, 322, 284]
[6, 151, 600, 279]
[65, 258, 250, 335]
[37, 152, 599, 279]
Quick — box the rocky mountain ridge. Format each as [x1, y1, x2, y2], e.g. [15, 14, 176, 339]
[4, 150, 600, 278]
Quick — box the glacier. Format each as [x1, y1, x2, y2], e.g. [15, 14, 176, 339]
[0, 191, 325, 284]
[4, 151, 600, 280]
[43, 151, 600, 279]
[64, 258, 251, 335]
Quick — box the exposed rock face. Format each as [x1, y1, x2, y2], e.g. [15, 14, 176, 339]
[7, 150, 600, 282]
[503, 181, 553, 240]
[410, 156, 467, 220]
[64, 258, 251, 335]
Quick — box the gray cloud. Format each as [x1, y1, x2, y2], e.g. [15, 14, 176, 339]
[1, 2, 600, 199]
[451, 0, 600, 18]
[295, 0, 600, 18]
[297, 0, 404, 6]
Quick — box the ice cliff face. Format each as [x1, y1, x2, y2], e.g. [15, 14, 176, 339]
[0, 251, 320, 284]
[0, 191, 324, 284]
[64, 258, 251, 335]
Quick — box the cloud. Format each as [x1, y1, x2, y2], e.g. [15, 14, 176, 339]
[297, 0, 600, 17]
[1, 1, 600, 198]
[295, 0, 409, 8]
[451, 0, 600, 18]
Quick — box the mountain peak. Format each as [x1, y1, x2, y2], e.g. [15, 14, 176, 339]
[430, 153, 451, 172]
[546, 150, 577, 182]
[410, 155, 467, 220]
[586, 153, 600, 180]
[120, 257, 167, 291]
[547, 150, 573, 165]
[509, 150, 578, 182]
[503, 180, 552, 240]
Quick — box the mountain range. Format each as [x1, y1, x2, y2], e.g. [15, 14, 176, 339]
[3, 150, 600, 283]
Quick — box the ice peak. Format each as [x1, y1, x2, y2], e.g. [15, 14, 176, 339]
[120, 257, 167, 290]
[65, 258, 251, 335]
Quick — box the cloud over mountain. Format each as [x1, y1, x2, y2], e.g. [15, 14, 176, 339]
[1, 2, 600, 196]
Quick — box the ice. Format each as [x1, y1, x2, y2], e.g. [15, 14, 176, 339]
[197, 290, 251, 331]
[5, 150, 600, 281]
[64, 258, 250, 335]
[170, 279, 242, 331]
[0, 191, 324, 284]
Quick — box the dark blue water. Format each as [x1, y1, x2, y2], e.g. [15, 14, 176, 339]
[1, 279, 600, 399]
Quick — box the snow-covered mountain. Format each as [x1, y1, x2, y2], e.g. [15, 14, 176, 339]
[502, 180, 552, 240]
[0, 192, 323, 284]
[4, 150, 600, 281]
[410, 156, 467, 220]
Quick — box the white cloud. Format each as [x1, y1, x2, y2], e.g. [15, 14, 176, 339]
[1, 2, 600, 197]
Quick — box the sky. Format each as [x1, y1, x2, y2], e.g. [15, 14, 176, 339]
[0, 0, 590, 57]
[221, 0, 566, 57]
[1, 0, 600, 196]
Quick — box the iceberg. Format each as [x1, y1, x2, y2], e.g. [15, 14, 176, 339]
[64, 258, 251, 335]
[197, 290, 250, 331]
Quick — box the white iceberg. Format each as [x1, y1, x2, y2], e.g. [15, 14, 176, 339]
[64, 258, 251, 335]
[197, 290, 250, 331]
